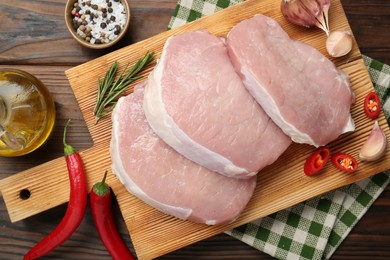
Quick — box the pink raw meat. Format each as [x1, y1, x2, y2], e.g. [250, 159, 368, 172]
[143, 30, 291, 178]
[110, 84, 257, 225]
[227, 14, 355, 147]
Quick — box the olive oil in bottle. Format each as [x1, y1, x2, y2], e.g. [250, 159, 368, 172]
[0, 69, 56, 157]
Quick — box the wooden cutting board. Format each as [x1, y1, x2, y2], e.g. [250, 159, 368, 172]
[1, 0, 389, 259]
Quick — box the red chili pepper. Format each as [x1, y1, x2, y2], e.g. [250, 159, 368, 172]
[304, 147, 331, 176]
[364, 91, 381, 119]
[91, 171, 135, 260]
[331, 152, 358, 173]
[24, 120, 88, 260]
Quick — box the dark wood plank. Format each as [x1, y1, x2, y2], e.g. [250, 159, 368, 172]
[341, 0, 390, 65]
[0, 0, 177, 65]
[0, 0, 389, 259]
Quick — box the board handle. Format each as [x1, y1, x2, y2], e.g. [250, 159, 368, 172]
[0, 145, 113, 223]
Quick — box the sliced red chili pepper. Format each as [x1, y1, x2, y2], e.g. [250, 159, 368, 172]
[24, 120, 88, 260]
[364, 91, 381, 119]
[304, 147, 331, 176]
[91, 171, 135, 260]
[331, 152, 358, 173]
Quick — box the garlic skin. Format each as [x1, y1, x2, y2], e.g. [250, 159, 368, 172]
[326, 30, 353, 57]
[359, 121, 387, 162]
[281, 0, 330, 36]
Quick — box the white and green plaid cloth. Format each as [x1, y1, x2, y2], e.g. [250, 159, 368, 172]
[168, 1, 390, 259]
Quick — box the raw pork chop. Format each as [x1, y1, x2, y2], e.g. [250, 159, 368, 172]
[110, 84, 257, 225]
[143, 30, 291, 178]
[227, 14, 355, 147]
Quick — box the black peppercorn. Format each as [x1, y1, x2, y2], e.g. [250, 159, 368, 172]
[108, 7, 113, 13]
[110, 15, 116, 22]
[100, 22, 107, 29]
[114, 25, 121, 35]
[92, 4, 98, 10]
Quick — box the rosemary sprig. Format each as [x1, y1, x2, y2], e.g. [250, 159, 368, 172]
[94, 51, 154, 123]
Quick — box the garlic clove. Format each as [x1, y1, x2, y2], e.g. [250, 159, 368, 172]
[281, 0, 331, 36]
[359, 121, 387, 161]
[326, 30, 353, 57]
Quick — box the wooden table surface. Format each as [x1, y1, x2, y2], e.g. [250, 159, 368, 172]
[0, 0, 389, 259]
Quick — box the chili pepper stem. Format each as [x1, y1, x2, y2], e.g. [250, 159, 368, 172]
[101, 170, 107, 184]
[63, 119, 76, 156]
[93, 171, 110, 197]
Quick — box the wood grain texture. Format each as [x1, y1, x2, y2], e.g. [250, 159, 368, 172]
[0, 0, 389, 259]
[0, 0, 175, 65]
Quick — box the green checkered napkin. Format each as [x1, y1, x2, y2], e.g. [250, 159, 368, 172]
[168, 1, 390, 259]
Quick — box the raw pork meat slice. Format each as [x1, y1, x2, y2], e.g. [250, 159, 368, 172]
[110, 84, 257, 225]
[143, 30, 291, 178]
[227, 14, 355, 147]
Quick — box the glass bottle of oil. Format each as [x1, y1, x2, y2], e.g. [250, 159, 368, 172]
[0, 69, 56, 156]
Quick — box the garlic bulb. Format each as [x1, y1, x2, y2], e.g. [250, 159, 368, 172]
[326, 30, 353, 57]
[281, 0, 330, 36]
[359, 121, 387, 161]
